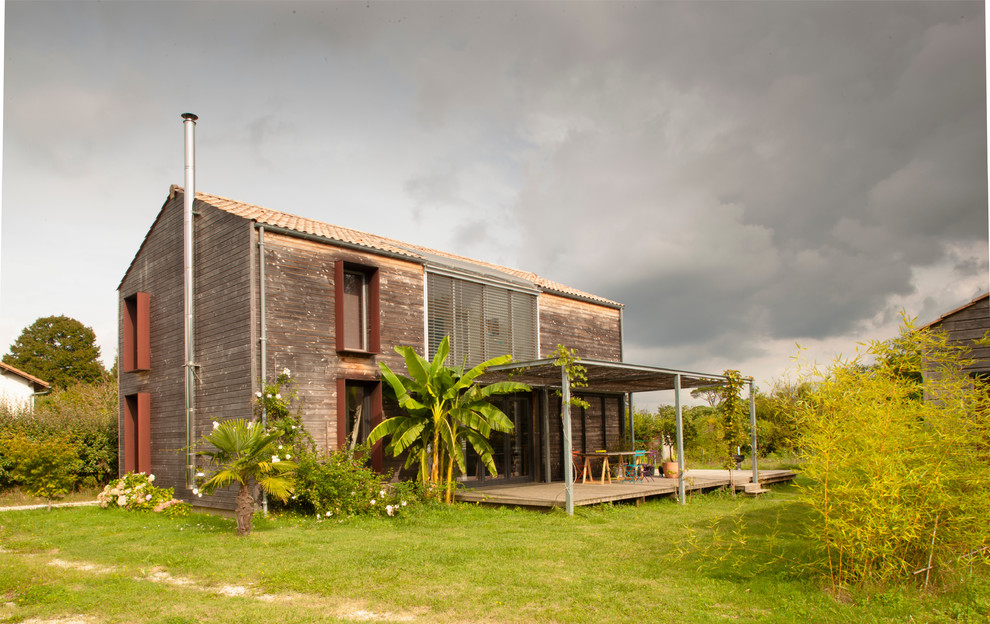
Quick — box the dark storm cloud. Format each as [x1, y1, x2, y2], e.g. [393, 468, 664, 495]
[493, 1, 987, 363]
[2, 1, 986, 387]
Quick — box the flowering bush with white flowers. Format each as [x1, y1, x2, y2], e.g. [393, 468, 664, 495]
[254, 368, 314, 455]
[97, 472, 190, 518]
[285, 449, 422, 520]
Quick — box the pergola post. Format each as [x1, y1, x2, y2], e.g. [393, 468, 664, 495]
[749, 379, 759, 486]
[561, 363, 574, 515]
[628, 392, 635, 447]
[542, 389, 551, 484]
[675, 373, 686, 505]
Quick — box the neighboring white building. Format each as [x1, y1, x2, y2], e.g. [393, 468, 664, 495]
[0, 362, 50, 412]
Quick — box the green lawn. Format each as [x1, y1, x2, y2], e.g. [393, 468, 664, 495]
[0, 487, 102, 509]
[0, 481, 986, 623]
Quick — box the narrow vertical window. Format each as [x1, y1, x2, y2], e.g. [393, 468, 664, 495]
[124, 393, 151, 474]
[342, 270, 367, 350]
[336, 379, 383, 470]
[123, 292, 151, 371]
[335, 262, 379, 353]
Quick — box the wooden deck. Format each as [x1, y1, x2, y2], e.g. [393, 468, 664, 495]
[454, 469, 796, 509]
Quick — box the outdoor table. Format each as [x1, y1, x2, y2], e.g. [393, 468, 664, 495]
[579, 451, 646, 484]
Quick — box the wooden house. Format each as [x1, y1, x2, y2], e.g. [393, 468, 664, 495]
[0, 362, 49, 412]
[118, 186, 627, 504]
[920, 292, 990, 382]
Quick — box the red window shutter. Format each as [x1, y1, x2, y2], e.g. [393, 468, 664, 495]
[137, 393, 151, 474]
[124, 393, 151, 474]
[368, 270, 381, 353]
[336, 377, 347, 449]
[124, 395, 137, 473]
[334, 261, 346, 352]
[123, 292, 151, 372]
[370, 382, 383, 471]
[135, 292, 151, 370]
[335, 261, 379, 354]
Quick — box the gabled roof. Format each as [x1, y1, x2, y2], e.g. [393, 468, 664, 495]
[919, 292, 990, 330]
[171, 186, 622, 308]
[0, 361, 50, 391]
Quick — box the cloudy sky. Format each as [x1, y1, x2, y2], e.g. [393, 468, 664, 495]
[1, 1, 987, 404]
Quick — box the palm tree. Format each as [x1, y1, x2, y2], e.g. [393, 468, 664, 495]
[368, 337, 530, 503]
[199, 419, 296, 535]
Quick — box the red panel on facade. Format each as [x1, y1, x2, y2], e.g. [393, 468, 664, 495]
[334, 260, 380, 354]
[368, 269, 381, 353]
[335, 377, 347, 450]
[370, 382, 383, 471]
[123, 393, 151, 474]
[137, 392, 151, 474]
[124, 395, 137, 473]
[136, 292, 151, 371]
[123, 292, 151, 372]
[334, 262, 346, 352]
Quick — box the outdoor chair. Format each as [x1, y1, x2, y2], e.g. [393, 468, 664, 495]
[623, 450, 648, 482]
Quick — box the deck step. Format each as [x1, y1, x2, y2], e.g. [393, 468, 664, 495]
[742, 482, 768, 495]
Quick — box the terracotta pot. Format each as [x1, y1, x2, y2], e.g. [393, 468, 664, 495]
[662, 461, 679, 478]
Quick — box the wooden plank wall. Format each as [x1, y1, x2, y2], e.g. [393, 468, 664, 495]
[543, 393, 624, 481]
[261, 232, 425, 456]
[929, 295, 990, 375]
[119, 193, 187, 497]
[539, 293, 622, 361]
[118, 193, 254, 509]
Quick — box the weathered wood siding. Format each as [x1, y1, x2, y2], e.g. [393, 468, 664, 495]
[539, 293, 622, 361]
[260, 231, 424, 458]
[544, 393, 625, 482]
[927, 294, 990, 376]
[118, 192, 254, 509]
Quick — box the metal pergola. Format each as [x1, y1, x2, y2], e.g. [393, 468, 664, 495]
[481, 359, 758, 515]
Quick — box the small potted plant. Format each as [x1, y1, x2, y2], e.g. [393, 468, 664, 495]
[659, 419, 680, 478]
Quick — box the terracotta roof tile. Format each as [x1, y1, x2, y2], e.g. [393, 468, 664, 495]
[0, 361, 50, 390]
[181, 187, 621, 307]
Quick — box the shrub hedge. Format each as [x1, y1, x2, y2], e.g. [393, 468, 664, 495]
[0, 378, 117, 491]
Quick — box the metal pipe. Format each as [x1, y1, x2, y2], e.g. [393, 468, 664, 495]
[675, 374, 685, 504]
[542, 389, 551, 483]
[258, 226, 268, 419]
[628, 392, 635, 447]
[750, 379, 759, 486]
[182, 112, 198, 489]
[258, 225, 268, 515]
[561, 363, 573, 515]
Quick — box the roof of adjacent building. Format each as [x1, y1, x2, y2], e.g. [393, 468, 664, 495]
[166, 186, 622, 308]
[919, 291, 990, 330]
[0, 361, 50, 391]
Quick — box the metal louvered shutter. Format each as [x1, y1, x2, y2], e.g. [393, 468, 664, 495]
[427, 272, 539, 367]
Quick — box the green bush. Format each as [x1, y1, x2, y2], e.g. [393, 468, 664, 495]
[284, 448, 422, 519]
[3, 434, 83, 509]
[0, 379, 117, 490]
[795, 320, 990, 589]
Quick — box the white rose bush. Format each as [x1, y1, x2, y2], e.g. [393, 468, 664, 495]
[97, 472, 190, 518]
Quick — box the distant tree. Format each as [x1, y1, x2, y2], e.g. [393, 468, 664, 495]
[690, 385, 721, 408]
[3, 316, 106, 389]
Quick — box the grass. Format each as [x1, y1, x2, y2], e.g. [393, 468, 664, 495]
[0, 487, 102, 508]
[0, 481, 987, 624]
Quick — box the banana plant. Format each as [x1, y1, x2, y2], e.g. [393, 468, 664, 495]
[368, 336, 530, 503]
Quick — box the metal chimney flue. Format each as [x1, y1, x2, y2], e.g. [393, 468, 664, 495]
[182, 113, 198, 489]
